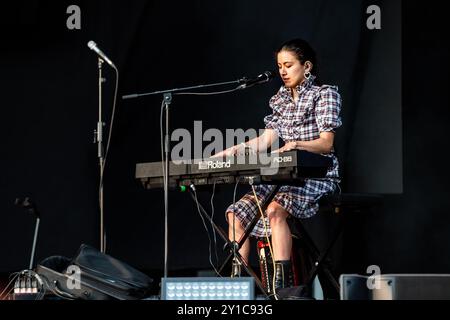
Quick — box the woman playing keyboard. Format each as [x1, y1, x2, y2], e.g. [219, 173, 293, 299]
[214, 38, 342, 292]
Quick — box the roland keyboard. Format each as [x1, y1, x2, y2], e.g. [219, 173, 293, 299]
[135, 150, 333, 189]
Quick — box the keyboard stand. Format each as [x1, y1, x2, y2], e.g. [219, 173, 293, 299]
[188, 183, 281, 298]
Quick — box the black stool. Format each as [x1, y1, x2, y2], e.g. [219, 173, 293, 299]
[287, 193, 383, 299]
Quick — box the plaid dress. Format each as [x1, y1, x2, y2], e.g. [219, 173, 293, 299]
[226, 75, 342, 238]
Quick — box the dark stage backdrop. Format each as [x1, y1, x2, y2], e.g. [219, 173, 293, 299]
[2, 0, 447, 279]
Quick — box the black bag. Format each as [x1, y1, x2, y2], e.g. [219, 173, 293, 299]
[36, 244, 153, 300]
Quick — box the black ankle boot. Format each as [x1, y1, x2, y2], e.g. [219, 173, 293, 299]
[274, 260, 293, 290]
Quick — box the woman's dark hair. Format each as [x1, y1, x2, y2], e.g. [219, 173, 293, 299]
[276, 38, 318, 76]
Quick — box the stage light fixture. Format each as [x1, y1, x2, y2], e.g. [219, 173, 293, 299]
[161, 277, 255, 300]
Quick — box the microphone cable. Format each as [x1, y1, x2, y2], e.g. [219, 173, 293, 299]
[99, 65, 119, 253]
[210, 181, 220, 269]
[191, 185, 222, 277]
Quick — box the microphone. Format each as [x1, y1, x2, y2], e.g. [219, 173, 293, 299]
[238, 71, 274, 89]
[87, 41, 116, 68]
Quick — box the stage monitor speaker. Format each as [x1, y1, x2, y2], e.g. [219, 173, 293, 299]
[36, 244, 153, 300]
[340, 274, 450, 300]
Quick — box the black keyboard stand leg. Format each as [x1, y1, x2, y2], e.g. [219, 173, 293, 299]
[218, 184, 282, 298]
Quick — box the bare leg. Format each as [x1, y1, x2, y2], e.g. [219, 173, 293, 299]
[266, 202, 291, 261]
[227, 212, 250, 264]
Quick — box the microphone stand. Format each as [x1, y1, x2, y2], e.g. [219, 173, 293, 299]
[122, 80, 242, 100]
[163, 93, 171, 280]
[94, 57, 106, 253]
[123, 78, 242, 279]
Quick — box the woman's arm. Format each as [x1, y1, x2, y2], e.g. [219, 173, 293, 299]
[213, 129, 279, 157]
[272, 132, 335, 155]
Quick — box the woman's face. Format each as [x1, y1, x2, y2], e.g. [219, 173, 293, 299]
[277, 50, 311, 88]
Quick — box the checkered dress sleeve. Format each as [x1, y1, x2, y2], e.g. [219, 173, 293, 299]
[315, 85, 342, 133]
[263, 91, 284, 133]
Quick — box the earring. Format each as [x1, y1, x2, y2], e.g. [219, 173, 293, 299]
[304, 72, 311, 80]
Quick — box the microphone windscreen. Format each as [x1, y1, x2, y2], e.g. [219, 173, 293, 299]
[265, 71, 275, 79]
[87, 41, 96, 50]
